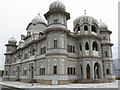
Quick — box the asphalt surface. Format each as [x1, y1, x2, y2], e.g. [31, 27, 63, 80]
[0, 85, 20, 90]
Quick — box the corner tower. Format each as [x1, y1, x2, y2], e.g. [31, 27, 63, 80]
[99, 21, 115, 80]
[4, 36, 17, 80]
[43, 0, 70, 84]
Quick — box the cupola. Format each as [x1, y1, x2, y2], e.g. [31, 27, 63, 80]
[8, 36, 17, 44]
[49, 0, 66, 11]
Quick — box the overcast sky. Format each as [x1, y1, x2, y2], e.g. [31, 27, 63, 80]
[0, 0, 119, 70]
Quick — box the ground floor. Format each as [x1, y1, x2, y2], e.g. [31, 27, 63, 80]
[4, 56, 115, 84]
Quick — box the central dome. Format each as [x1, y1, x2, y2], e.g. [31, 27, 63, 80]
[49, 0, 66, 11]
[74, 15, 98, 27]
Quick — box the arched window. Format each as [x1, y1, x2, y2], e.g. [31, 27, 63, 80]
[54, 40, 57, 48]
[84, 25, 88, 31]
[85, 42, 89, 50]
[39, 32, 43, 36]
[86, 64, 90, 79]
[78, 26, 80, 33]
[91, 25, 96, 33]
[78, 26, 80, 31]
[92, 41, 98, 51]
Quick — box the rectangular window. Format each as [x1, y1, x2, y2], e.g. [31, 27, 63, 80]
[67, 45, 69, 52]
[6, 59, 9, 63]
[67, 45, 75, 53]
[67, 68, 70, 74]
[5, 71, 8, 75]
[106, 69, 110, 74]
[40, 47, 46, 55]
[73, 68, 75, 75]
[23, 70, 27, 75]
[40, 68, 45, 75]
[53, 66, 57, 74]
[24, 53, 28, 59]
[70, 46, 72, 52]
[105, 51, 108, 57]
[14, 58, 17, 62]
[68, 67, 75, 75]
[13, 71, 16, 76]
[32, 49, 35, 55]
[40, 68, 41, 75]
[54, 40, 57, 48]
[43, 68, 45, 75]
[73, 46, 75, 53]
[80, 43, 82, 51]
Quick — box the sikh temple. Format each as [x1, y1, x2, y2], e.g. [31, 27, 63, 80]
[3, 0, 115, 84]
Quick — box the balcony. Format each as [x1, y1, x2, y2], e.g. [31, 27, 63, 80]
[85, 50, 89, 56]
[93, 51, 99, 56]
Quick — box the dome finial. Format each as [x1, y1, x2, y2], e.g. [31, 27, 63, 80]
[84, 10, 86, 15]
[100, 19, 102, 22]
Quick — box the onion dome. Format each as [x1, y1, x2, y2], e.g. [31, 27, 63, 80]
[98, 21, 108, 29]
[8, 36, 17, 44]
[32, 14, 46, 24]
[49, 0, 66, 11]
[73, 15, 98, 27]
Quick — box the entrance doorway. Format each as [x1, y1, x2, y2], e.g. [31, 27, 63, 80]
[94, 62, 100, 79]
[86, 64, 90, 79]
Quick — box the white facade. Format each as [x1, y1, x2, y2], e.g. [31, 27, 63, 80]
[3, 0, 115, 84]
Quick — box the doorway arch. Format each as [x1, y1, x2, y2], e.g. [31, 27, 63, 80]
[94, 62, 101, 79]
[86, 64, 90, 79]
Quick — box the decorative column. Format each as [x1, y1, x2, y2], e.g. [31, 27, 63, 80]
[83, 62, 86, 79]
[90, 62, 94, 79]
[99, 64, 104, 79]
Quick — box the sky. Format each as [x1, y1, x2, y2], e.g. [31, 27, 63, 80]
[0, 0, 119, 70]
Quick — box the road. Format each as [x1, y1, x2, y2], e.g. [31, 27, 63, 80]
[0, 85, 21, 90]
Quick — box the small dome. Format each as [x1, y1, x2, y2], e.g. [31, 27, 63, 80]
[74, 15, 98, 27]
[49, 0, 66, 11]
[32, 14, 46, 24]
[8, 36, 17, 44]
[98, 21, 108, 29]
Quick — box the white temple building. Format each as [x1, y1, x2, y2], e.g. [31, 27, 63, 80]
[3, 0, 115, 85]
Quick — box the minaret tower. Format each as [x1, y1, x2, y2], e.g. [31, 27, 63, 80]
[44, 0, 70, 84]
[99, 21, 115, 79]
[4, 36, 17, 80]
